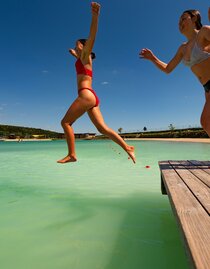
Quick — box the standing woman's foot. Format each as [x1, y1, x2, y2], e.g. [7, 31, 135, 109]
[57, 155, 77, 164]
[126, 146, 136, 164]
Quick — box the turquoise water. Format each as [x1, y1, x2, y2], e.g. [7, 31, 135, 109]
[0, 140, 209, 269]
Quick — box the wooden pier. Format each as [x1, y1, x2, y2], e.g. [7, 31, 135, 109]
[159, 160, 210, 269]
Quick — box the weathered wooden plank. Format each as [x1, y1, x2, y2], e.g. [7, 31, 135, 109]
[177, 160, 210, 187]
[185, 160, 210, 181]
[159, 161, 210, 269]
[161, 174, 167, 194]
[169, 161, 210, 215]
[189, 160, 210, 166]
[160, 161, 170, 195]
[187, 160, 210, 171]
[187, 169, 210, 188]
[170, 159, 209, 186]
[163, 160, 210, 187]
[184, 161, 210, 188]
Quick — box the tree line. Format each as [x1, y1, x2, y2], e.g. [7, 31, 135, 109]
[0, 124, 62, 139]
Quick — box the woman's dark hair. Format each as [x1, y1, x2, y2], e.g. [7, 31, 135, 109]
[78, 39, 96, 59]
[183, 9, 202, 30]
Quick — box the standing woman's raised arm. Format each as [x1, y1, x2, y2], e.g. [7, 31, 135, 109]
[82, 2, 100, 59]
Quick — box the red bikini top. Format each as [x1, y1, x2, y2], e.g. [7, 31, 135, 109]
[75, 58, 93, 77]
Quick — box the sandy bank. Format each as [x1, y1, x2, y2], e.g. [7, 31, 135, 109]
[3, 139, 53, 142]
[125, 138, 210, 143]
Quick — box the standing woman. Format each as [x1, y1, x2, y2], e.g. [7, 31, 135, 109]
[140, 9, 210, 137]
[57, 2, 135, 164]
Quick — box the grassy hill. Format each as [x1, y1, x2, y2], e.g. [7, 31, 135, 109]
[123, 128, 208, 139]
[0, 124, 62, 139]
[0, 124, 208, 139]
[96, 127, 209, 139]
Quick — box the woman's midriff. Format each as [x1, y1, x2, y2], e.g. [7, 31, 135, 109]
[77, 75, 92, 90]
[191, 58, 210, 85]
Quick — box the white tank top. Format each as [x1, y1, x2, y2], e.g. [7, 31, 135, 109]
[182, 42, 210, 67]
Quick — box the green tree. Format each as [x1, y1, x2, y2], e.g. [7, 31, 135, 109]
[118, 127, 123, 134]
[168, 124, 175, 131]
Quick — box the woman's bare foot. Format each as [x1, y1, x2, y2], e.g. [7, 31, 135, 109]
[57, 155, 77, 164]
[126, 146, 136, 164]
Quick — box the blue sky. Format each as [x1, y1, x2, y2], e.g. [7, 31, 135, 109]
[0, 0, 209, 133]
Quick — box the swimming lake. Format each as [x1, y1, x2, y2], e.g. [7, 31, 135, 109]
[1, 140, 209, 269]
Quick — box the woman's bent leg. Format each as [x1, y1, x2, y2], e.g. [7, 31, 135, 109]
[88, 107, 136, 163]
[57, 97, 89, 163]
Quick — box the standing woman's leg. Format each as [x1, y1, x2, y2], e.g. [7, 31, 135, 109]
[57, 97, 89, 163]
[88, 106, 136, 163]
[200, 92, 210, 137]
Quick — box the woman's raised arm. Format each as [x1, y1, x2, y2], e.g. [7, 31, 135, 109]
[82, 2, 100, 59]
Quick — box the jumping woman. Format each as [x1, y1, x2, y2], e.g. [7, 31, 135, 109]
[140, 9, 210, 137]
[57, 2, 135, 164]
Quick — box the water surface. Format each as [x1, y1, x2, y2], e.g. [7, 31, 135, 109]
[1, 140, 209, 269]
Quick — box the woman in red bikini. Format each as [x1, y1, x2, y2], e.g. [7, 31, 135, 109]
[57, 2, 135, 164]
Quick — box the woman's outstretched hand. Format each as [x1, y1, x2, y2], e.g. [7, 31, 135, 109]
[69, 49, 78, 58]
[91, 2, 100, 15]
[139, 48, 154, 61]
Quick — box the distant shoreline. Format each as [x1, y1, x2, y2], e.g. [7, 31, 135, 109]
[1, 138, 210, 144]
[2, 138, 53, 142]
[124, 138, 210, 143]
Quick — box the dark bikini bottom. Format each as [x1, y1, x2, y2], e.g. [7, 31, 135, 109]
[203, 80, 210, 93]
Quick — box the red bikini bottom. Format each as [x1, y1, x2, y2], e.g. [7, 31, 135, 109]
[78, 88, 100, 107]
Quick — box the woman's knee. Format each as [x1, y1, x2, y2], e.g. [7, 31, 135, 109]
[61, 118, 65, 127]
[61, 118, 71, 128]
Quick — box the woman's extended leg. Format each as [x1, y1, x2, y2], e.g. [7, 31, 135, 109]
[88, 106, 136, 163]
[57, 97, 91, 163]
[200, 92, 210, 137]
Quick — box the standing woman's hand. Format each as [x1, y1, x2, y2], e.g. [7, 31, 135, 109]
[91, 2, 100, 15]
[139, 48, 155, 61]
